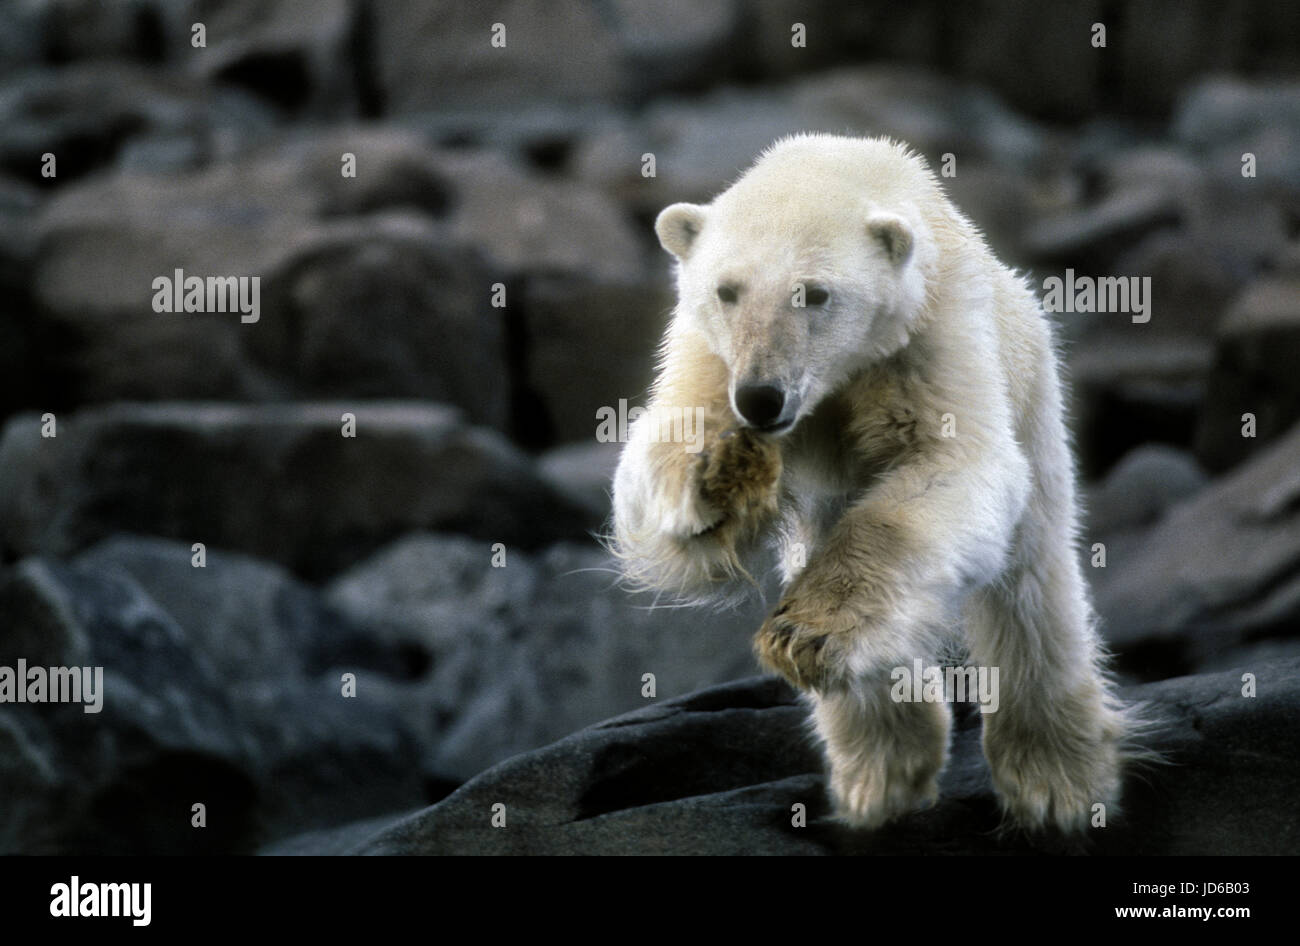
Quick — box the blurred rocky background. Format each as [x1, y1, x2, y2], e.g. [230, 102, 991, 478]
[1, 0, 1297, 854]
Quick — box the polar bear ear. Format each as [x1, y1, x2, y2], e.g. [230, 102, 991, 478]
[655, 203, 707, 259]
[867, 212, 914, 266]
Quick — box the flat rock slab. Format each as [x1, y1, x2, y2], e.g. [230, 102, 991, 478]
[286, 658, 1300, 855]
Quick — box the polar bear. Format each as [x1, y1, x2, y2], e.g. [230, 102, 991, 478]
[610, 134, 1144, 833]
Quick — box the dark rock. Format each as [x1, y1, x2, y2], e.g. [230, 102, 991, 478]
[741, 0, 877, 80]
[324, 532, 765, 779]
[1084, 444, 1208, 537]
[941, 0, 1103, 121]
[1111, 229, 1250, 340]
[259, 809, 425, 856]
[373, 0, 744, 112]
[1027, 142, 1287, 338]
[16, 0, 180, 67]
[0, 402, 596, 578]
[1093, 421, 1300, 676]
[1, 525, 770, 852]
[0, 176, 45, 422]
[286, 658, 1300, 854]
[0, 557, 255, 854]
[937, 160, 1042, 264]
[1023, 188, 1180, 266]
[0, 537, 439, 853]
[1111, 2, 1254, 116]
[0, 2, 45, 74]
[72, 535, 424, 681]
[574, 66, 1048, 218]
[1195, 270, 1300, 473]
[1173, 77, 1300, 163]
[0, 62, 276, 183]
[250, 215, 510, 430]
[537, 441, 622, 521]
[372, 1, 623, 114]
[30, 129, 515, 427]
[520, 277, 671, 445]
[605, 0, 744, 99]
[429, 147, 646, 283]
[1068, 333, 1213, 477]
[185, 0, 360, 118]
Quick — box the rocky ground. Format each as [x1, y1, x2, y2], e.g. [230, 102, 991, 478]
[267, 662, 1300, 856]
[1, 2, 1298, 854]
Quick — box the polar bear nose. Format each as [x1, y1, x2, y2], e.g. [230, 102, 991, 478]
[734, 383, 787, 429]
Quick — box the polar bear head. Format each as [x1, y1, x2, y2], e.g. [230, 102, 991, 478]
[654, 134, 938, 433]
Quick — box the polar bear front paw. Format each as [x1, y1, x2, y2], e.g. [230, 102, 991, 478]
[753, 599, 856, 692]
[696, 426, 782, 530]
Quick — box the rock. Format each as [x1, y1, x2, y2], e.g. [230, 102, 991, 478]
[1084, 444, 1208, 537]
[397, 100, 623, 172]
[1173, 76, 1300, 159]
[1195, 271, 1300, 472]
[325, 532, 766, 779]
[1092, 421, 1300, 673]
[537, 440, 622, 521]
[519, 276, 671, 446]
[30, 129, 515, 427]
[0, 2, 46, 75]
[1110, 2, 1256, 115]
[0, 528, 769, 851]
[0, 539, 439, 853]
[9, 0, 176, 68]
[373, 0, 751, 114]
[1098, 145, 1204, 199]
[430, 147, 646, 283]
[0, 175, 46, 422]
[937, 161, 1041, 264]
[574, 66, 1048, 218]
[1024, 144, 1207, 278]
[0, 556, 256, 854]
[0, 711, 61, 853]
[741, 0, 877, 80]
[1022, 188, 1180, 266]
[940, 0, 1103, 121]
[1172, 77, 1300, 225]
[259, 809, 425, 856]
[72, 535, 425, 682]
[0, 402, 596, 578]
[1027, 142, 1287, 337]
[292, 658, 1300, 855]
[789, 67, 1049, 172]
[345, 677, 829, 856]
[605, 0, 744, 99]
[1068, 333, 1213, 477]
[372, 1, 623, 114]
[250, 215, 511, 429]
[1195, 637, 1300, 677]
[573, 89, 817, 214]
[0, 62, 276, 183]
[184, 0, 360, 117]
[1110, 228, 1249, 340]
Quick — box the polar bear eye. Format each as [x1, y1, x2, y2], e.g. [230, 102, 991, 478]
[804, 286, 830, 306]
[717, 285, 739, 304]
